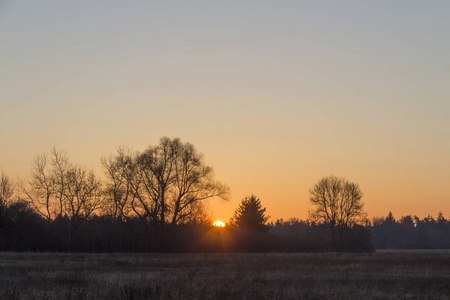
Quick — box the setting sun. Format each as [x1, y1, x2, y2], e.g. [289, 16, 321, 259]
[213, 220, 225, 227]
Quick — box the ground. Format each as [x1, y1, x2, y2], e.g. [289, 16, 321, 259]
[0, 251, 449, 299]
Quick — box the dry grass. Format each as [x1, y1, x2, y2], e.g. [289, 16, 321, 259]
[0, 251, 449, 299]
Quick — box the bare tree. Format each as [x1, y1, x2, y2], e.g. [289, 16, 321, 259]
[63, 164, 102, 223]
[169, 141, 228, 225]
[101, 148, 136, 220]
[137, 137, 229, 227]
[18, 153, 54, 220]
[0, 172, 15, 212]
[51, 148, 69, 217]
[135, 139, 174, 226]
[309, 175, 366, 251]
[102, 137, 229, 228]
[0, 172, 14, 224]
[19, 150, 102, 223]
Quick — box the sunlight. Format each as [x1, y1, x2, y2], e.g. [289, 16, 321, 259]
[213, 220, 225, 227]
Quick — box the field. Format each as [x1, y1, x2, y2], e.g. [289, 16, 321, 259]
[0, 251, 449, 299]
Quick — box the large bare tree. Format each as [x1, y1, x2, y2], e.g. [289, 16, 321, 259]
[102, 137, 229, 227]
[309, 175, 366, 251]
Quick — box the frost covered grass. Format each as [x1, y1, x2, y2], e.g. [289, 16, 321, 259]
[0, 251, 449, 299]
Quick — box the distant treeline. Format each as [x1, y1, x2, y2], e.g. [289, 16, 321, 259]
[1, 199, 448, 252]
[271, 213, 450, 250]
[370, 212, 450, 249]
[1, 138, 449, 253]
[0, 200, 369, 252]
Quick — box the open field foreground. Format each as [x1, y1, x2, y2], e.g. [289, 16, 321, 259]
[0, 252, 449, 300]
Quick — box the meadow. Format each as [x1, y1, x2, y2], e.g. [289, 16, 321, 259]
[0, 251, 449, 299]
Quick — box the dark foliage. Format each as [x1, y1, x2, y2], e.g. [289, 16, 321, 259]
[0, 200, 46, 251]
[0, 196, 447, 253]
[230, 195, 270, 233]
[371, 211, 450, 249]
[0, 209, 373, 252]
[269, 218, 373, 252]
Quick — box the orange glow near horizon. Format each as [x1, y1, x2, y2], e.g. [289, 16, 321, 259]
[213, 220, 226, 227]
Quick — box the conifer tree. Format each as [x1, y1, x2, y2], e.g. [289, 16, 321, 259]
[231, 195, 269, 232]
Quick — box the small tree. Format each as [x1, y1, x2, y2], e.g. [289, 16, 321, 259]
[0, 172, 14, 206]
[0, 172, 15, 231]
[231, 195, 269, 232]
[19, 149, 102, 223]
[309, 175, 366, 251]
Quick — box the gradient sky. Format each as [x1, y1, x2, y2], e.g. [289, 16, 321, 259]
[1, 1, 449, 222]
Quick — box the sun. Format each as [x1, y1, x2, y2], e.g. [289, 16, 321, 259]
[213, 220, 225, 227]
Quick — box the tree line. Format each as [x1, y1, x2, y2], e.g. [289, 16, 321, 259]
[370, 211, 450, 249]
[1, 137, 448, 252]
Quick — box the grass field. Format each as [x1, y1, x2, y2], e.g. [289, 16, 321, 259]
[0, 251, 449, 299]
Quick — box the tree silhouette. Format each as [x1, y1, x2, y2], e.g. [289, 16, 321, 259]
[102, 137, 229, 227]
[231, 195, 269, 232]
[0, 173, 14, 206]
[309, 175, 366, 251]
[101, 147, 135, 221]
[19, 149, 102, 223]
[0, 173, 15, 237]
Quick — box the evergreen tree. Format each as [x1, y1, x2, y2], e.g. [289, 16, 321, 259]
[231, 195, 269, 232]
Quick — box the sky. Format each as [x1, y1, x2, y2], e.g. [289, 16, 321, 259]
[1, 1, 449, 222]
